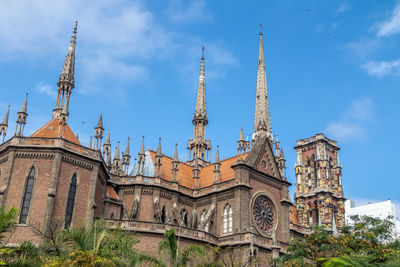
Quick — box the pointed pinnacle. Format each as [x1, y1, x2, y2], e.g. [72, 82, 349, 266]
[1, 105, 10, 126]
[61, 98, 69, 115]
[202, 45, 205, 59]
[104, 130, 110, 145]
[96, 113, 103, 129]
[239, 127, 244, 141]
[114, 141, 120, 160]
[156, 137, 162, 156]
[19, 93, 28, 114]
[89, 136, 92, 149]
[173, 143, 179, 162]
[194, 47, 206, 115]
[139, 136, 145, 155]
[58, 21, 77, 87]
[215, 145, 220, 162]
[194, 156, 199, 169]
[124, 136, 130, 155]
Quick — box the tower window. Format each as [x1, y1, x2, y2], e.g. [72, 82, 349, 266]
[223, 204, 233, 233]
[65, 174, 77, 228]
[19, 167, 35, 224]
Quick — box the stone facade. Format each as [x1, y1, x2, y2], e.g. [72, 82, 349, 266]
[0, 22, 346, 263]
[292, 134, 345, 232]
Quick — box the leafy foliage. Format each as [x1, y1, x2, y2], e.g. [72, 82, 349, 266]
[278, 215, 400, 267]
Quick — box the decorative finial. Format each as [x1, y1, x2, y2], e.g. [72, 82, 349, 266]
[259, 24, 263, 34]
[202, 46, 205, 59]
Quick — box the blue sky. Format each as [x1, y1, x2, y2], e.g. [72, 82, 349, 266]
[0, 0, 399, 217]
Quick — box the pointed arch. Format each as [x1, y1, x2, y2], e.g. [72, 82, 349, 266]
[19, 167, 36, 224]
[222, 203, 233, 234]
[65, 173, 77, 228]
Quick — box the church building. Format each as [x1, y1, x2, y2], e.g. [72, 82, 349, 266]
[0, 22, 345, 261]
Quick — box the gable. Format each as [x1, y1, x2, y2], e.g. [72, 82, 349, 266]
[245, 133, 282, 179]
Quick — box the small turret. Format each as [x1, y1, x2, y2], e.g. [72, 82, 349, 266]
[103, 130, 112, 168]
[15, 93, 28, 136]
[0, 105, 10, 143]
[213, 145, 221, 184]
[274, 136, 286, 179]
[237, 127, 246, 160]
[171, 143, 180, 183]
[94, 113, 104, 150]
[155, 137, 163, 177]
[112, 141, 122, 175]
[138, 136, 145, 175]
[122, 137, 131, 175]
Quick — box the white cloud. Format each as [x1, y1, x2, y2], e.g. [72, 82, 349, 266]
[0, 0, 236, 98]
[34, 82, 56, 98]
[376, 4, 400, 37]
[336, 4, 350, 14]
[166, 0, 211, 23]
[361, 59, 400, 77]
[324, 97, 373, 142]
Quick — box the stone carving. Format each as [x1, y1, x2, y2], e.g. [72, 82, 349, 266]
[199, 203, 215, 230]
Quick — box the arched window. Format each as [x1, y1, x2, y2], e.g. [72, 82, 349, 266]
[19, 167, 35, 224]
[223, 204, 233, 233]
[65, 174, 77, 228]
[110, 212, 114, 219]
[307, 203, 313, 226]
[161, 206, 166, 223]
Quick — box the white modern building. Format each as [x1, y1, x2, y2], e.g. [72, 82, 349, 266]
[345, 199, 400, 238]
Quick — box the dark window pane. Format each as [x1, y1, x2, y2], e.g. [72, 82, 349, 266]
[65, 174, 77, 228]
[19, 167, 35, 224]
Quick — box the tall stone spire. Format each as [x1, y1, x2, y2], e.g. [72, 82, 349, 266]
[187, 46, 211, 165]
[138, 136, 146, 175]
[0, 105, 10, 142]
[253, 26, 272, 143]
[53, 21, 78, 119]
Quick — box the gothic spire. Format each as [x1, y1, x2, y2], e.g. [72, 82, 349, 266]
[1, 105, 10, 126]
[54, 21, 77, 119]
[239, 127, 244, 141]
[194, 46, 207, 118]
[0, 105, 10, 142]
[114, 141, 120, 160]
[139, 136, 145, 155]
[173, 143, 179, 162]
[20, 93, 28, 114]
[124, 137, 130, 155]
[96, 113, 103, 129]
[104, 130, 110, 145]
[253, 27, 272, 142]
[58, 21, 77, 87]
[156, 137, 162, 156]
[215, 145, 220, 162]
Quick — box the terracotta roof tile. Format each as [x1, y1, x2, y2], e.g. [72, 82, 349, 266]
[106, 186, 119, 200]
[148, 151, 247, 189]
[31, 118, 81, 145]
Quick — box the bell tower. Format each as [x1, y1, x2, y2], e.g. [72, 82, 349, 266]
[293, 133, 345, 233]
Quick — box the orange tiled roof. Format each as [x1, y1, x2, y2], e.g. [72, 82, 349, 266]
[290, 205, 299, 225]
[31, 118, 81, 145]
[106, 185, 119, 200]
[148, 151, 247, 189]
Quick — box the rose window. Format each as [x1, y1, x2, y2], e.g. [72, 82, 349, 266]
[253, 195, 274, 232]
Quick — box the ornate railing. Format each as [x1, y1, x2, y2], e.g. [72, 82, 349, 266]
[103, 219, 218, 244]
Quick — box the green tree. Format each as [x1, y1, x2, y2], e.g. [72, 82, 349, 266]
[153, 228, 205, 267]
[278, 215, 400, 267]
